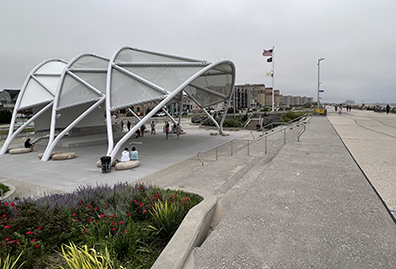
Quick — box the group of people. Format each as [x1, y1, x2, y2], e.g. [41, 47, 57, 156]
[335, 104, 351, 115]
[164, 121, 181, 139]
[120, 119, 182, 140]
[120, 147, 139, 162]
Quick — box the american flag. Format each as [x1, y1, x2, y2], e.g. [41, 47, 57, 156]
[262, 49, 273, 56]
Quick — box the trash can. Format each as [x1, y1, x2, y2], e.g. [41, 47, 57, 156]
[101, 156, 111, 173]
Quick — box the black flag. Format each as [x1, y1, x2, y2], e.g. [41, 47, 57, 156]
[267, 57, 272, 63]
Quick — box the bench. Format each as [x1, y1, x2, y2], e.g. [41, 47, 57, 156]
[38, 152, 62, 159]
[52, 152, 76, 160]
[9, 148, 32, 154]
[115, 160, 140, 170]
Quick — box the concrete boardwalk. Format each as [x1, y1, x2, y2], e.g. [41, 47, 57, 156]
[327, 108, 396, 211]
[187, 113, 396, 268]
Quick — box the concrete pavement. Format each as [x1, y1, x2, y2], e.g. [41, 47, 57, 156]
[327, 108, 396, 211]
[1, 112, 396, 268]
[189, 112, 396, 268]
[0, 119, 252, 197]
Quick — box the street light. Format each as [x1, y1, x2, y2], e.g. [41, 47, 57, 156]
[317, 57, 325, 111]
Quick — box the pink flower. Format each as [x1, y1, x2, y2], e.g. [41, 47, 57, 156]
[84, 228, 87, 231]
[112, 228, 116, 231]
[32, 238, 37, 242]
[137, 187, 140, 190]
[34, 244, 39, 248]
[110, 214, 115, 218]
[88, 205, 92, 208]
[127, 213, 130, 217]
[8, 218, 12, 221]
[143, 210, 147, 213]
[101, 214, 105, 218]
[2, 214, 6, 218]
[3, 203, 8, 206]
[76, 219, 79, 222]
[5, 237, 9, 240]
[139, 202, 144, 207]
[10, 203, 15, 206]
[134, 200, 137, 203]
[111, 222, 114, 226]
[94, 207, 98, 211]
[105, 204, 108, 207]
[38, 227, 41, 230]
[119, 221, 123, 225]
[26, 231, 32, 235]
[72, 213, 76, 216]
[89, 219, 93, 222]
[171, 195, 174, 198]
[125, 230, 127, 234]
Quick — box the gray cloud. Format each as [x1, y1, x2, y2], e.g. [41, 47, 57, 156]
[1, 0, 395, 104]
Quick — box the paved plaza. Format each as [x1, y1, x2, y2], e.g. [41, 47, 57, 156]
[1, 111, 396, 268]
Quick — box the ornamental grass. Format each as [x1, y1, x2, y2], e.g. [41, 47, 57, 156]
[0, 182, 202, 269]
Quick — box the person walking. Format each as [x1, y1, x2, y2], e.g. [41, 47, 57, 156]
[121, 120, 124, 131]
[127, 120, 131, 131]
[151, 121, 156, 134]
[140, 124, 145, 138]
[176, 123, 181, 139]
[386, 104, 391, 114]
[165, 121, 169, 140]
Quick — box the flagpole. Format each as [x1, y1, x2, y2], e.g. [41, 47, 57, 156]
[272, 45, 275, 112]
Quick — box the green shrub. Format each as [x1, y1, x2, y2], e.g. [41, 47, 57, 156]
[58, 243, 114, 269]
[0, 183, 10, 195]
[0, 183, 202, 268]
[148, 200, 185, 240]
[0, 110, 12, 124]
[0, 252, 24, 269]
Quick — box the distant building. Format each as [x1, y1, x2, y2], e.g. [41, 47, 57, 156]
[0, 88, 20, 112]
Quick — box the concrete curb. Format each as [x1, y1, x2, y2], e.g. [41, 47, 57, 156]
[152, 188, 217, 269]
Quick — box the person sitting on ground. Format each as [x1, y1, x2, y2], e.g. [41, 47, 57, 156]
[24, 138, 34, 151]
[130, 146, 139, 160]
[121, 148, 130, 162]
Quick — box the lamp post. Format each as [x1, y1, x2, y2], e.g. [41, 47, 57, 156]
[317, 57, 325, 111]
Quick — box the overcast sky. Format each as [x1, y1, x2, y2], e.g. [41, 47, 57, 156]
[1, 0, 395, 104]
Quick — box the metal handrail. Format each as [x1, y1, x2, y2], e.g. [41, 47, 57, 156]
[197, 116, 310, 166]
[197, 138, 236, 166]
[262, 113, 308, 131]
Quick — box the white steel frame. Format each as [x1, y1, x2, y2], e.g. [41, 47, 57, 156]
[2, 46, 236, 164]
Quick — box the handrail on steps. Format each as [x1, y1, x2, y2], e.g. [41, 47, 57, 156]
[197, 113, 312, 166]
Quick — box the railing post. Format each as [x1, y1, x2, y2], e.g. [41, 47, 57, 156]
[247, 140, 250, 156]
[216, 147, 218, 161]
[284, 129, 286, 144]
